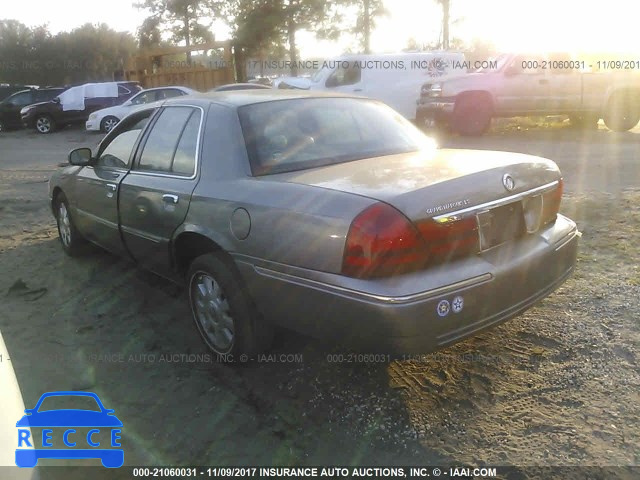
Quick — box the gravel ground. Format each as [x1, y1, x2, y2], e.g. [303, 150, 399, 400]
[0, 123, 638, 479]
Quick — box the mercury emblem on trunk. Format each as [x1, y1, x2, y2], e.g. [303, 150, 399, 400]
[502, 174, 516, 192]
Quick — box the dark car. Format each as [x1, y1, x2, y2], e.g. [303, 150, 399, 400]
[0, 84, 31, 102]
[0, 88, 66, 132]
[21, 81, 141, 134]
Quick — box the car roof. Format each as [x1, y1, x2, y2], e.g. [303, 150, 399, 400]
[140, 85, 192, 92]
[213, 83, 272, 91]
[164, 89, 357, 108]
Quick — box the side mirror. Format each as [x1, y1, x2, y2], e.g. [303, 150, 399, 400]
[69, 147, 92, 166]
[52, 97, 61, 104]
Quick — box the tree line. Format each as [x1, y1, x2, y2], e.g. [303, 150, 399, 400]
[0, 1, 478, 85]
[0, 20, 136, 85]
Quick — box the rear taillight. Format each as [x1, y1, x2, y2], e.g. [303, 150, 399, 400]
[541, 178, 563, 226]
[342, 203, 481, 279]
[416, 216, 479, 261]
[342, 203, 427, 278]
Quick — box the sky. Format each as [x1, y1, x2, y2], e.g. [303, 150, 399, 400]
[2, 0, 639, 57]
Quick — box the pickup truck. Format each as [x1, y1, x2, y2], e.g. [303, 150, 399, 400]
[416, 53, 640, 135]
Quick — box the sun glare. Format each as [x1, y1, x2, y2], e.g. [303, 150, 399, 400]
[2, 0, 639, 59]
[464, 0, 640, 55]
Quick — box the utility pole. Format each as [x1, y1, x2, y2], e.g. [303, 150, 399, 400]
[364, 0, 371, 54]
[442, 0, 450, 50]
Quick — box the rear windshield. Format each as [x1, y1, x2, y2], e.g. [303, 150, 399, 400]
[238, 97, 431, 175]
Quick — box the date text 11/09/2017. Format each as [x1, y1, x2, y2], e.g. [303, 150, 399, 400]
[131, 466, 499, 478]
[520, 59, 640, 70]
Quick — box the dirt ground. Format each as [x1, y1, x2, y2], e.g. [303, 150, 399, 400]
[0, 120, 638, 477]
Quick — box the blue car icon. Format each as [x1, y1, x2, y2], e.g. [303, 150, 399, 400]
[15, 391, 123, 468]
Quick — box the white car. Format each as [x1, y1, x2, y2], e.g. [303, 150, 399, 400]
[86, 86, 196, 133]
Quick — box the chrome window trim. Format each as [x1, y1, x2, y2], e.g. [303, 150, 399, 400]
[433, 180, 559, 222]
[131, 104, 205, 180]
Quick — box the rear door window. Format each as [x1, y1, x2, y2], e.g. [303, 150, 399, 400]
[34, 90, 61, 102]
[159, 89, 186, 100]
[171, 111, 201, 176]
[130, 91, 157, 105]
[137, 107, 201, 176]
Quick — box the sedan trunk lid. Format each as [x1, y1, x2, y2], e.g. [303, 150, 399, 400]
[270, 148, 561, 223]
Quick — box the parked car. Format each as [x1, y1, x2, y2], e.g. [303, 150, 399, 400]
[211, 83, 272, 92]
[416, 52, 640, 135]
[275, 52, 466, 120]
[86, 86, 196, 133]
[21, 81, 141, 134]
[0, 88, 66, 132]
[0, 84, 33, 102]
[49, 91, 579, 358]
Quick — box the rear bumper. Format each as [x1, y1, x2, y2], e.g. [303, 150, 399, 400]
[237, 215, 579, 354]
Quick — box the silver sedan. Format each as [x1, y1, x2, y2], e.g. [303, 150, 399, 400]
[49, 91, 579, 358]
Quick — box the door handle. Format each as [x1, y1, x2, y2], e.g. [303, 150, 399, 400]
[353, 88, 363, 92]
[162, 194, 179, 204]
[106, 183, 117, 191]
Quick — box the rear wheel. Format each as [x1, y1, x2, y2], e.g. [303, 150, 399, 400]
[603, 91, 640, 132]
[453, 95, 492, 136]
[101, 116, 119, 133]
[35, 115, 55, 134]
[187, 253, 272, 360]
[54, 193, 87, 256]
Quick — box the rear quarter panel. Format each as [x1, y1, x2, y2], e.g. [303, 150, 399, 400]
[186, 102, 374, 273]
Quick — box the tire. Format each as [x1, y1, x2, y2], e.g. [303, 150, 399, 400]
[54, 193, 87, 256]
[35, 114, 55, 134]
[452, 95, 492, 136]
[187, 253, 272, 359]
[603, 91, 640, 132]
[101, 116, 119, 133]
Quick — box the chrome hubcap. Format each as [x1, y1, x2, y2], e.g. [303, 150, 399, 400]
[58, 203, 71, 246]
[104, 118, 118, 132]
[191, 273, 234, 351]
[36, 117, 51, 133]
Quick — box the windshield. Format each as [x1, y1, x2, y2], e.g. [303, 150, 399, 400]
[311, 66, 331, 83]
[239, 97, 434, 176]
